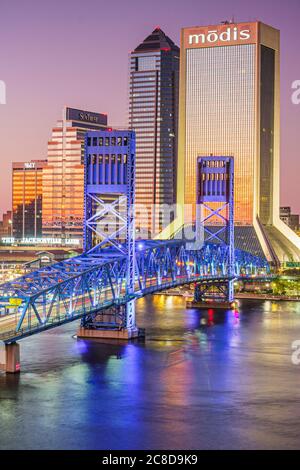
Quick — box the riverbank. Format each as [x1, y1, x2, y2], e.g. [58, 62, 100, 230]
[235, 293, 300, 301]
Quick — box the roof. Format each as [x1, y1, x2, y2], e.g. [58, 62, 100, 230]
[134, 27, 179, 53]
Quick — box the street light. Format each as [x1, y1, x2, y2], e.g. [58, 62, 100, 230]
[8, 219, 12, 237]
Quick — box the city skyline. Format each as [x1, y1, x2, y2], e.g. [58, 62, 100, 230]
[0, 0, 300, 217]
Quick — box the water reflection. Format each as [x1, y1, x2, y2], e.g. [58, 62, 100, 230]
[1, 296, 300, 450]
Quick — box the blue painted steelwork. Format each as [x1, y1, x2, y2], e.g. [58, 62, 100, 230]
[195, 156, 235, 303]
[0, 146, 271, 344]
[0, 240, 270, 343]
[84, 129, 136, 330]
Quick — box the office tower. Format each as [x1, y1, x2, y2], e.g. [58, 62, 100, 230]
[12, 160, 47, 238]
[169, 21, 300, 262]
[42, 107, 107, 239]
[128, 27, 179, 236]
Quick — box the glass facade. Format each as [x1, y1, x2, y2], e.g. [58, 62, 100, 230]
[175, 22, 300, 262]
[12, 161, 47, 238]
[185, 44, 256, 224]
[260, 45, 275, 225]
[129, 28, 179, 236]
[42, 108, 107, 239]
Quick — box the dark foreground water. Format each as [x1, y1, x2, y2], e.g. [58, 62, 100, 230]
[1, 296, 300, 450]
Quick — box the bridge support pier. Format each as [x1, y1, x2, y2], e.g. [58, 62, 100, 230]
[186, 280, 236, 310]
[0, 342, 21, 374]
[77, 304, 145, 342]
[77, 327, 142, 341]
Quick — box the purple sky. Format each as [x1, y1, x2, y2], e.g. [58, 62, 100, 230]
[0, 0, 299, 216]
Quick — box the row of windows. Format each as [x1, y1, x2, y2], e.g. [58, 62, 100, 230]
[88, 154, 127, 165]
[87, 136, 128, 147]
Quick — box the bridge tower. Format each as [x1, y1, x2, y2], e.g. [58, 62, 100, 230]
[193, 156, 235, 307]
[78, 129, 141, 340]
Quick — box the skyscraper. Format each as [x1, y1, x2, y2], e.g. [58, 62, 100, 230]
[42, 107, 107, 239]
[12, 160, 47, 238]
[162, 21, 300, 262]
[129, 27, 179, 236]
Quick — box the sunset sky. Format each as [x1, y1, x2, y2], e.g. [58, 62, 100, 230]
[0, 0, 299, 216]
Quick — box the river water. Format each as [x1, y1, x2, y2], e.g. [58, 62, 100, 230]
[0, 296, 300, 450]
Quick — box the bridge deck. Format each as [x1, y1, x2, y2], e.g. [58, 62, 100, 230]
[0, 240, 270, 343]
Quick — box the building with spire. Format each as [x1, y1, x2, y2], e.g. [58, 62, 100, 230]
[128, 28, 179, 236]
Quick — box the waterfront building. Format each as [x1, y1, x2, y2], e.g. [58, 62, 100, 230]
[42, 107, 107, 240]
[128, 28, 179, 236]
[12, 160, 47, 238]
[162, 21, 300, 262]
[280, 207, 299, 232]
[0, 211, 12, 237]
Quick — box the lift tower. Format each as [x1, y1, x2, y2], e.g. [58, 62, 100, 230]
[193, 156, 235, 306]
[78, 129, 139, 339]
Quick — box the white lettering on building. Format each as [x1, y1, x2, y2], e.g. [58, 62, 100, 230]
[24, 162, 35, 169]
[189, 27, 251, 45]
[1, 237, 81, 246]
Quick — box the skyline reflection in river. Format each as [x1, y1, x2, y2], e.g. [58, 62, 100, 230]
[1, 295, 300, 450]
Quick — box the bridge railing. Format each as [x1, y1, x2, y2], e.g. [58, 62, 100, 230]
[0, 241, 270, 342]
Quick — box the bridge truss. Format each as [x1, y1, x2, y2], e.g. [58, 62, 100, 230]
[0, 240, 270, 343]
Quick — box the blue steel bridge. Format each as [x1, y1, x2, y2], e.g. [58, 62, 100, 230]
[0, 240, 269, 343]
[0, 131, 271, 372]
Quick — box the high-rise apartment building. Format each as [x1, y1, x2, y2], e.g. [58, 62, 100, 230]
[161, 21, 300, 262]
[129, 28, 179, 236]
[12, 160, 47, 238]
[42, 107, 107, 239]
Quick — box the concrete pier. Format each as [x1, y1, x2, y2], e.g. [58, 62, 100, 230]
[0, 343, 21, 374]
[186, 300, 237, 310]
[77, 327, 145, 341]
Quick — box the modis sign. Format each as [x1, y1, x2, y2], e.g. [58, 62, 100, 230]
[184, 22, 258, 49]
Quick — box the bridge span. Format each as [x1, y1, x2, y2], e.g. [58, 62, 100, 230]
[0, 240, 269, 346]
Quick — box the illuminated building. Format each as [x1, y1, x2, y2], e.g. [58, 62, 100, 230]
[280, 207, 299, 232]
[0, 211, 12, 237]
[129, 28, 179, 236]
[42, 107, 107, 239]
[12, 160, 47, 238]
[161, 21, 300, 263]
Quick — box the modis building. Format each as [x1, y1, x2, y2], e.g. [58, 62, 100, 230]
[172, 21, 300, 263]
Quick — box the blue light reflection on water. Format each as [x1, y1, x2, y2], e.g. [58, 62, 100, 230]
[1, 296, 300, 449]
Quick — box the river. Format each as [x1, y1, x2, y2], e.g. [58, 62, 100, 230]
[0, 296, 300, 450]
